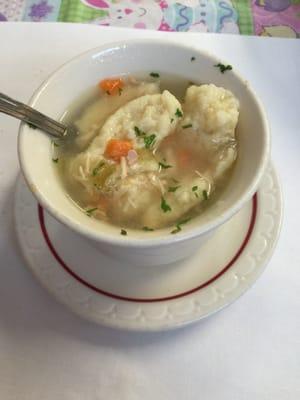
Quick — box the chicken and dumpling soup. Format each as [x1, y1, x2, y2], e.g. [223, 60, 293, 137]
[55, 74, 239, 234]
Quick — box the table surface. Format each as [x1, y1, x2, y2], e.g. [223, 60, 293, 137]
[0, 22, 299, 400]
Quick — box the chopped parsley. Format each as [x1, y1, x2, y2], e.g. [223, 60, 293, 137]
[52, 141, 59, 147]
[159, 161, 172, 169]
[52, 158, 59, 163]
[86, 207, 97, 216]
[134, 126, 144, 137]
[144, 134, 156, 149]
[134, 127, 156, 149]
[191, 56, 196, 62]
[27, 122, 37, 129]
[120, 229, 127, 236]
[192, 186, 201, 198]
[150, 72, 160, 78]
[182, 124, 192, 129]
[170, 118, 174, 123]
[168, 186, 180, 193]
[92, 161, 105, 176]
[214, 63, 232, 74]
[143, 226, 154, 232]
[175, 108, 183, 118]
[161, 197, 172, 213]
[118, 87, 123, 96]
[171, 217, 191, 234]
[203, 190, 209, 200]
[171, 226, 182, 234]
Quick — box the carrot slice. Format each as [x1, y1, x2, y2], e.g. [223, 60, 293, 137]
[99, 78, 124, 95]
[104, 139, 133, 162]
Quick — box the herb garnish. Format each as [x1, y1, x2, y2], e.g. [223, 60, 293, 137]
[86, 207, 97, 216]
[52, 141, 59, 147]
[27, 123, 37, 129]
[203, 190, 209, 200]
[150, 72, 160, 78]
[134, 126, 144, 137]
[171, 217, 191, 234]
[182, 124, 192, 129]
[159, 161, 172, 169]
[214, 63, 232, 73]
[192, 186, 200, 198]
[168, 186, 180, 192]
[52, 158, 59, 163]
[170, 118, 174, 123]
[191, 57, 196, 62]
[134, 127, 156, 149]
[92, 161, 105, 176]
[161, 197, 172, 213]
[144, 134, 156, 149]
[143, 226, 154, 232]
[175, 108, 183, 118]
[121, 229, 127, 235]
[118, 87, 123, 95]
[171, 178, 179, 184]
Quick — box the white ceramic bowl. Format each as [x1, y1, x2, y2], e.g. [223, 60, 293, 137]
[18, 39, 270, 266]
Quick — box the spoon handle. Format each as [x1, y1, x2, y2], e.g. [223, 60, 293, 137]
[0, 92, 67, 139]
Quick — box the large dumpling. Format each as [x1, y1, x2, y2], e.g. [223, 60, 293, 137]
[86, 90, 182, 156]
[66, 90, 182, 195]
[74, 82, 160, 150]
[182, 84, 239, 138]
[181, 84, 239, 181]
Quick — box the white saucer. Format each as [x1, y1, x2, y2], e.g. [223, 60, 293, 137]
[14, 163, 282, 331]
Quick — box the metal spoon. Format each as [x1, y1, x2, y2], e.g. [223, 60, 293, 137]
[0, 92, 77, 139]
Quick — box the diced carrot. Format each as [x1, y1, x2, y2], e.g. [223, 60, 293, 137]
[99, 78, 124, 95]
[104, 139, 133, 162]
[178, 149, 191, 167]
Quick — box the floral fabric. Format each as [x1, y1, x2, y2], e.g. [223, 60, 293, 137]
[0, 0, 299, 38]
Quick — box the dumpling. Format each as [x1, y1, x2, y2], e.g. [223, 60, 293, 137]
[74, 82, 160, 149]
[182, 84, 239, 138]
[141, 176, 211, 228]
[109, 172, 161, 222]
[87, 90, 182, 156]
[66, 90, 182, 195]
[181, 84, 239, 181]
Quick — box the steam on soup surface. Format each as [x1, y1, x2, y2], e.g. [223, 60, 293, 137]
[56, 75, 239, 232]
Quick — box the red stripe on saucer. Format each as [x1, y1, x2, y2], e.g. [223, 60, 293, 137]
[38, 194, 257, 303]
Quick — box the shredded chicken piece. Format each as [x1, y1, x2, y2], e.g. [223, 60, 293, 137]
[85, 152, 91, 174]
[120, 157, 128, 179]
[195, 170, 212, 194]
[79, 166, 87, 180]
[156, 177, 165, 195]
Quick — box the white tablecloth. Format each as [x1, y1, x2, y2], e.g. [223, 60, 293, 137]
[0, 23, 299, 400]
